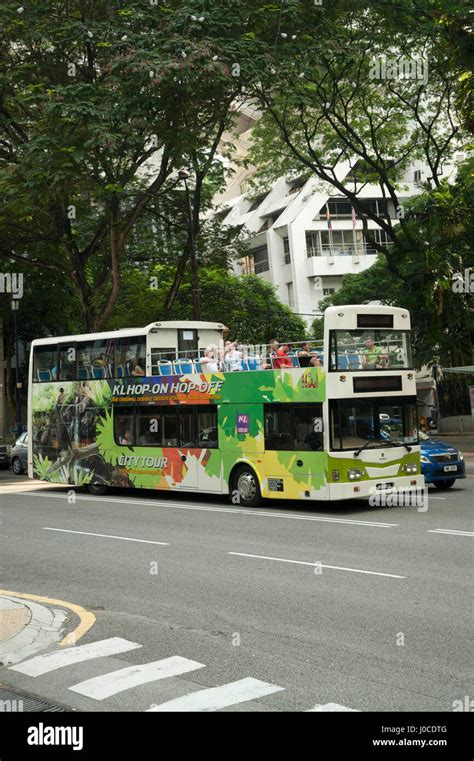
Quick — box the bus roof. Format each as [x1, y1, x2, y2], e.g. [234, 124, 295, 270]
[30, 321, 226, 347]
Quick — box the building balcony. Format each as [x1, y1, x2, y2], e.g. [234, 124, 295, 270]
[307, 241, 394, 259]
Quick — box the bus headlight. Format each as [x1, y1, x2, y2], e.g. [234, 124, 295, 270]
[402, 463, 418, 473]
[348, 468, 362, 480]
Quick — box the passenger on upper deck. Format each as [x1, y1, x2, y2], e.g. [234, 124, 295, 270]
[360, 337, 388, 370]
[262, 339, 279, 370]
[272, 342, 293, 369]
[130, 356, 146, 376]
[200, 347, 219, 373]
[224, 342, 243, 372]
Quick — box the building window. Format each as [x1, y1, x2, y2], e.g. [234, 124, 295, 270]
[257, 219, 272, 233]
[306, 231, 320, 257]
[319, 198, 390, 220]
[414, 170, 422, 183]
[283, 237, 291, 265]
[251, 245, 269, 274]
[247, 193, 267, 212]
[323, 288, 336, 296]
[287, 282, 294, 307]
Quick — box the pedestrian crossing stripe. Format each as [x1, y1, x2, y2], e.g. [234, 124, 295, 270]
[10, 638, 142, 677]
[69, 656, 206, 700]
[147, 677, 284, 712]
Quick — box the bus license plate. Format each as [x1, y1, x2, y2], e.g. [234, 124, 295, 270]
[376, 482, 394, 490]
[444, 465, 457, 472]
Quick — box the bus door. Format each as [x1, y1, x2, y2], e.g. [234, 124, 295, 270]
[195, 406, 222, 492]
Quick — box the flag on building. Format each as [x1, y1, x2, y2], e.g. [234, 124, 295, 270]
[326, 204, 332, 230]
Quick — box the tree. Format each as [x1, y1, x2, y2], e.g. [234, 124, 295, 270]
[108, 267, 307, 345]
[0, 0, 259, 329]
[246, 1, 466, 274]
[314, 159, 474, 367]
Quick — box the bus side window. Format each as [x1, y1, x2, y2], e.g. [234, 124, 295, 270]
[179, 407, 196, 448]
[294, 404, 323, 451]
[162, 409, 178, 447]
[197, 409, 218, 448]
[33, 345, 58, 382]
[114, 408, 135, 446]
[264, 404, 292, 451]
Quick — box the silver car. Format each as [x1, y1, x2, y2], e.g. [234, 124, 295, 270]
[10, 432, 28, 475]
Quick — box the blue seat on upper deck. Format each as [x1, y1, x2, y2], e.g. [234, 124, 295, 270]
[158, 361, 173, 376]
[37, 369, 52, 382]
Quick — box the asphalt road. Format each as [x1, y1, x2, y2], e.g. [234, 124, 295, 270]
[0, 470, 472, 712]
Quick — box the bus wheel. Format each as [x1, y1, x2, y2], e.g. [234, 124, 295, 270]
[232, 466, 261, 507]
[434, 479, 455, 489]
[87, 481, 108, 496]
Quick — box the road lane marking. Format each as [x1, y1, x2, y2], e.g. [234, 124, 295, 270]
[427, 529, 474, 537]
[69, 656, 205, 700]
[0, 589, 95, 647]
[10, 637, 142, 676]
[228, 552, 406, 579]
[18, 492, 398, 528]
[307, 702, 359, 712]
[42, 527, 169, 546]
[147, 677, 284, 712]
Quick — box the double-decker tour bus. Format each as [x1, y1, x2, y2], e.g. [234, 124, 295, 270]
[27, 306, 423, 506]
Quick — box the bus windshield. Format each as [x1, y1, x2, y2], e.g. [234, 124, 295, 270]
[330, 397, 418, 451]
[329, 329, 412, 371]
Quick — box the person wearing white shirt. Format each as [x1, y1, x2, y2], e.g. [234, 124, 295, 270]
[224, 342, 243, 371]
[200, 347, 219, 373]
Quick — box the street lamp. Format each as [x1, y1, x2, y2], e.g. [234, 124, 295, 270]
[178, 168, 202, 320]
[10, 299, 22, 435]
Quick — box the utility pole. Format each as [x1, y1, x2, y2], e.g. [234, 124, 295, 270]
[178, 169, 202, 321]
[0, 318, 6, 441]
[11, 300, 22, 435]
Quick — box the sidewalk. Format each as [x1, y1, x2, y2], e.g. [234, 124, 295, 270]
[0, 594, 67, 666]
[0, 597, 31, 644]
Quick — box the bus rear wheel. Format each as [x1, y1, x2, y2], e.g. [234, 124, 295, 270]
[231, 465, 261, 507]
[87, 481, 108, 496]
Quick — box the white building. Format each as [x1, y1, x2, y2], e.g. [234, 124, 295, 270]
[211, 110, 464, 326]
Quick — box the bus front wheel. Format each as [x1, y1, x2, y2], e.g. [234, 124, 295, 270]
[231, 466, 262, 507]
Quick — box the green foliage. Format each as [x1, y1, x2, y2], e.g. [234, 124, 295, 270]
[107, 266, 307, 344]
[317, 158, 474, 367]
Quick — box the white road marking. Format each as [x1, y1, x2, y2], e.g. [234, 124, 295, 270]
[69, 656, 205, 700]
[307, 702, 359, 712]
[10, 637, 142, 676]
[19, 492, 398, 528]
[42, 527, 169, 546]
[427, 529, 474, 537]
[147, 677, 284, 712]
[229, 552, 406, 579]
